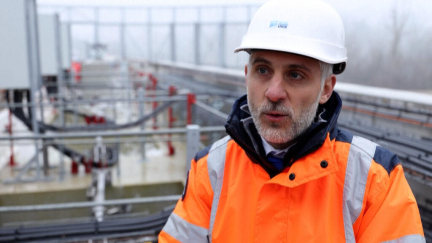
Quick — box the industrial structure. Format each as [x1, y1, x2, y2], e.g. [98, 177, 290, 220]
[0, 1, 431, 242]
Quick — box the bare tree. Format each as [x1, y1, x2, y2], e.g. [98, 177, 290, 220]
[389, 0, 409, 60]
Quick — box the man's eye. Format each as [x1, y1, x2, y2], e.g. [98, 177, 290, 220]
[289, 72, 302, 79]
[258, 67, 268, 74]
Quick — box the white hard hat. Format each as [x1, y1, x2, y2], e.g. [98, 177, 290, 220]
[235, 0, 347, 74]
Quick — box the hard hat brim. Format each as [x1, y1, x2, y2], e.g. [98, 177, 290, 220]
[234, 33, 347, 65]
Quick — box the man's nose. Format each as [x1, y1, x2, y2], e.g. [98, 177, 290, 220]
[265, 75, 286, 102]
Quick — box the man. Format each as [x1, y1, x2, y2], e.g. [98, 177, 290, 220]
[159, 0, 425, 242]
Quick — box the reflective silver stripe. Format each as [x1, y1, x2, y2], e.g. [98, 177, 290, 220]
[162, 212, 208, 243]
[207, 135, 230, 242]
[382, 234, 426, 243]
[343, 136, 377, 243]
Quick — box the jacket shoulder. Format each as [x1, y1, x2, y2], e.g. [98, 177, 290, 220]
[372, 146, 401, 176]
[194, 136, 232, 163]
[336, 128, 400, 177]
[194, 145, 212, 162]
[335, 128, 353, 143]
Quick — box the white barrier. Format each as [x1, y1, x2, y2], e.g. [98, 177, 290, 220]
[142, 60, 432, 108]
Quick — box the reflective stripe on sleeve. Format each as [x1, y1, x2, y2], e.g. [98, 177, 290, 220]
[382, 234, 426, 243]
[207, 135, 231, 242]
[162, 212, 208, 243]
[342, 136, 377, 243]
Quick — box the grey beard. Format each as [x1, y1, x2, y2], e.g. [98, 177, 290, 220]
[248, 96, 320, 145]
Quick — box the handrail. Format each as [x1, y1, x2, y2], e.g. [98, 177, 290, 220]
[0, 195, 181, 213]
[0, 126, 226, 141]
[335, 83, 432, 107]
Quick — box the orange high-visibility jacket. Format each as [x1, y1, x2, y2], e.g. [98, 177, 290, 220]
[159, 93, 425, 243]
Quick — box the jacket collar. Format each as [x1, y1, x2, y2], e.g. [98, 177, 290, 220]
[224, 91, 343, 178]
[269, 133, 339, 187]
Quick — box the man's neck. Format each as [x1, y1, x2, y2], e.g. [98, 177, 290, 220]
[261, 136, 296, 156]
[266, 138, 297, 150]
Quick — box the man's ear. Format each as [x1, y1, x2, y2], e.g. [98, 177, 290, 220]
[319, 74, 336, 104]
[244, 64, 248, 85]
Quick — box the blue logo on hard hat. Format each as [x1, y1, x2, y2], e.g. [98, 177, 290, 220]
[270, 21, 288, 29]
[278, 22, 288, 28]
[269, 21, 278, 28]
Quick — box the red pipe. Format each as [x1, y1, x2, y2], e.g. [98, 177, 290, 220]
[167, 86, 177, 156]
[71, 160, 79, 175]
[8, 110, 15, 167]
[150, 75, 158, 130]
[72, 62, 82, 83]
[85, 159, 93, 174]
[187, 93, 196, 125]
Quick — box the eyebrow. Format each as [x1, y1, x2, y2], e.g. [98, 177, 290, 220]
[286, 64, 312, 73]
[251, 57, 312, 73]
[251, 57, 271, 66]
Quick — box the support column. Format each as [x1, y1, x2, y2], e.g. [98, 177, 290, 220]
[93, 169, 106, 222]
[147, 8, 152, 61]
[120, 8, 126, 60]
[138, 87, 147, 162]
[42, 141, 49, 176]
[170, 23, 176, 62]
[219, 7, 227, 68]
[94, 8, 100, 59]
[27, 0, 42, 179]
[194, 23, 200, 65]
[186, 125, 200, 172]
[123, 62, 132, 123]
[55, 14, 65, 180]
[170, 8, 176, 62]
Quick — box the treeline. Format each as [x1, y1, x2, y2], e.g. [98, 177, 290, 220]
[341, 6, 432, 91]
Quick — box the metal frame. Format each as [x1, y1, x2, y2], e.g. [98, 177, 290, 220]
[38, 4, 257, 68]
[26, 0, 44, 181]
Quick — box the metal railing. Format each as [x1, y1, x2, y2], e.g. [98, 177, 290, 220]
[0, 195, 181, 213]
[38, 4, 259, 68]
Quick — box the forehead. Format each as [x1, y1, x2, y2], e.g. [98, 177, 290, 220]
[250, 50, 320, 70]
